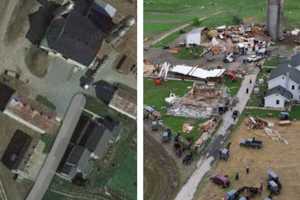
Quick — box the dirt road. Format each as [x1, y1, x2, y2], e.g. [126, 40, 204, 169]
[144, 131, 180, 200]
[197, 119, 300, 200]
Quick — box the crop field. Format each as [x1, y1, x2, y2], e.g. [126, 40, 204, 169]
[196, 118, 300, 200]
[144, 0, 300, 38]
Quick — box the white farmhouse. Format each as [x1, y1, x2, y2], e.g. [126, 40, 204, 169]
[264, 53, 300, 108]
[185, 28, 203, 47]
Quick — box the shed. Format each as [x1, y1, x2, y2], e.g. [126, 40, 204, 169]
[185, 28, 203, 47]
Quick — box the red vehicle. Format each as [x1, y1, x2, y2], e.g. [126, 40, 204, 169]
[210, 175, 230, 188]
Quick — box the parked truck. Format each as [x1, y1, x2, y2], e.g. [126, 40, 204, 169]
[240, 138, 263, 149]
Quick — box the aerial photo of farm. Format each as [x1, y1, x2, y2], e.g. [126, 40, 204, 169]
[144, 0, 300, 200]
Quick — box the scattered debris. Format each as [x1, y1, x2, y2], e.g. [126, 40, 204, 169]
[182, 123, 193, 133]
[246, 116, 270, 129]
[264, 127, 288, 144]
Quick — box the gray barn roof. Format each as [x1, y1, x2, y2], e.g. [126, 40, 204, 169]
[266, 85, 293, 99]
[291, 53, 300, 67]
[269, 63, 300, 84]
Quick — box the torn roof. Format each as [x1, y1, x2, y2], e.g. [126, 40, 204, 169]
[170, 65, 225, 79]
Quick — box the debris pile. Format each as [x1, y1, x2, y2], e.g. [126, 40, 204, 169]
[182, 123, 194, 133]
[167, 82, 228, 118]
[207, 24, 270, 56]
[195, 117, 219, 147]
[246, 116, 269, 129]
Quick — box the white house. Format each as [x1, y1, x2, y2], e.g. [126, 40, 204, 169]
[185, 28, 203, 47]
[264, 53, 300, 108]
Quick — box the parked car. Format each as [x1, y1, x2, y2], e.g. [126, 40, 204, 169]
[161, 128, 172, 143]
[210, 175, 230, 188]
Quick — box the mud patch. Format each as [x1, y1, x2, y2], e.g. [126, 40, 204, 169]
[25, 46, 49, 78]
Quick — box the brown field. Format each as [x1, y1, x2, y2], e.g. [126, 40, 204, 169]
[196, 118, 300, 200]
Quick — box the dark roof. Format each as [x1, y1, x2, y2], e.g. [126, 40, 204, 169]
[46, 12, 104, 66]
[291, 53, 300, 67]
[26, 2, 59, 45]
[97, 116, 119, 131]
[95, 80, 117, 104]
[73, 0, 114, 32]
[266, 85, 293, 99]
[1, 130, 32, 170]
[66, 145, 86, 165]
[79, 121, 106, 152]
[71, 114, 90, 143]
[269, 63, 300, 84]
[0, 83, 15, 111]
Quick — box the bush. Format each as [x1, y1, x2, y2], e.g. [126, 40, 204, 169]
[232, 15, 242, 25]
[192, 17, 201, 26]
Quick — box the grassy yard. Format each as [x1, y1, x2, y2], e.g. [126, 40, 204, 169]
[152, 31, 182, 48]
[145, 0, 300, 37]
[162, 115, 206, 142]
[144, 79, 193, 112]
[224, 77, 242, 96]
[175, 47, 204, 60]
[243, 105, 300, 120]
[264, 56, 282, 66]
[247, 68, 271, 107]
[40, 135, 55, 153]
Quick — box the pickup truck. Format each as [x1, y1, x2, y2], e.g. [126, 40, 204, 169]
[240, 138, 263, 149]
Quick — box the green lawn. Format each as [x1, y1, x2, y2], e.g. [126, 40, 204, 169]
[243, 106, 300, 120]
[144, 79, 193, 112]
[162, 115, 205, 142]
[107, 148, 137, 200]
[175, 47, 204, 60]
[247, 68, 270, 107]
[145, 0, 300, 37]
[152, 31, 182, 48]
[40, 135, 55, 153]
[224, 77, 242, 96]
[264, 56, 281, 66]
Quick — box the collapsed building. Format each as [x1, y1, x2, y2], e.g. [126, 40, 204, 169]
[166, 82, 230, 119]
[158, 62, 226, 82]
